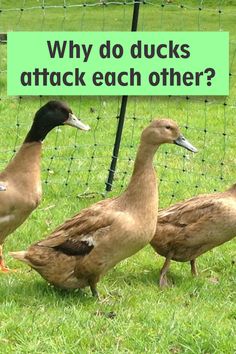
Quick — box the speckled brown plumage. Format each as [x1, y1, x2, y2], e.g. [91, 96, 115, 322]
[11, 119, 197, 296]
[151, 186, 236, 287]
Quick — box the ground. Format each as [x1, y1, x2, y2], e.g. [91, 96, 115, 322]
[0, 1, 236, 353]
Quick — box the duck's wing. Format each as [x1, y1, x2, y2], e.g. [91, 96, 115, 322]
[158, 194, 220, 227]
[37, 198, 115, 256]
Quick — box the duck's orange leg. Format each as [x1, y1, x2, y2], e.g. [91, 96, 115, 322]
[0, 245, 10, 272]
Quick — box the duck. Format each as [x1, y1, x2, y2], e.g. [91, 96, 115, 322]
[0, 100, 90, 272]
[10, 119, 197, 297]
[150, 185, 236, 287]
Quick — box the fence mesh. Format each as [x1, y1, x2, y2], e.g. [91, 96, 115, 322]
[0, 0, 235, 208]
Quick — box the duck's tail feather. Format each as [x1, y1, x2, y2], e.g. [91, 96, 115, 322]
[9, 251, 29, 264]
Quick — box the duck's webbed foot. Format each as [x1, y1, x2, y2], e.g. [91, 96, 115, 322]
[159, 273, 169, 288]
[0, 263, 10, 273]
[159, 254, 172, 288]
[190, 259, 198, 276]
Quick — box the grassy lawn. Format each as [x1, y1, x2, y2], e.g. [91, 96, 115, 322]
[0, 0, 236, 353]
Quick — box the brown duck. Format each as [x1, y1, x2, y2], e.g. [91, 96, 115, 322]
[11, 119, 197, 296]
[0, 100, 90, 272]
[151, 186, 236, 287]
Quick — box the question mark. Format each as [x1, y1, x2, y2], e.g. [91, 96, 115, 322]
[204, 68, 216, 86]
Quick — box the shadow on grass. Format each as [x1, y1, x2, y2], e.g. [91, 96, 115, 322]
[0, 273, 97, 306]
[0, 262, 212, 306]
[109, 265, 184, 286]
[107, 265, 210, 296]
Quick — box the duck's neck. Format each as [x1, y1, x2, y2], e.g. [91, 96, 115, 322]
[122, 141, 159, 213]
[3, 118, 52, 183]
[3, 142, 42, 189]
[24, 121, 52, 143]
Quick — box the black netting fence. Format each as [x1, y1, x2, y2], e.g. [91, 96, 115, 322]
[0, 0, 235, 207]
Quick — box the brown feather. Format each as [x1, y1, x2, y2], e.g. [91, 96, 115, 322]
[150, 188, 236, 285]
[54, 240, 94, 256]
[0, 143, 42, 245]
[11, 119, 196, 293]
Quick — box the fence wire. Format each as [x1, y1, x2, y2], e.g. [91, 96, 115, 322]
[0, 0, 235, 207]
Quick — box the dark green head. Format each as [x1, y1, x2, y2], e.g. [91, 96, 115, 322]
[25, 101, 90, 143]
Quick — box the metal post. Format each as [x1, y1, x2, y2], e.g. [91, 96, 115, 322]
[0, 33, 7, 44]
[105, 1, 141, 192]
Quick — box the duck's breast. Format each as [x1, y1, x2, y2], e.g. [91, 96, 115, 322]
[0, 181, 42, 243]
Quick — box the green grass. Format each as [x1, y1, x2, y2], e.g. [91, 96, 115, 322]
[0, 0, 236, 353]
